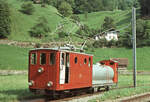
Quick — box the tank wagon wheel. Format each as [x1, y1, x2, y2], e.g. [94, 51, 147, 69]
[97, 87, 101, 92]
[105, 86, 110, 91]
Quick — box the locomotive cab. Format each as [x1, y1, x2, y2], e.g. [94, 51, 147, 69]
[28, 48, 93, 94]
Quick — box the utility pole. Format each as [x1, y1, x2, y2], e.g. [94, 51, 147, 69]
[132, 7, 136, 87]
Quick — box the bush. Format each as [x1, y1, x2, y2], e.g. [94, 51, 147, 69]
[58, 31, 68, 38]
[20, 2, 35, 15]
[0, 0, 11, 38]
[93, 39, 107, 48]
[29, 17, 51, 38]
[71, 15, 80, 22]
[106, 40, 116, 48]
[58, 1, 73, 17]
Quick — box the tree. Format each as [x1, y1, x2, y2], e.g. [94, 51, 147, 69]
[29, 17, 51, 38]
[58, 1, 73, 17]
[76, 25, 97, 37]
[123, 19, 150, 47]
[20, 2, 35, 15]
[0, 0, 11, 38]
[139, 0, 150, 17]
[102, 16, 116, 31]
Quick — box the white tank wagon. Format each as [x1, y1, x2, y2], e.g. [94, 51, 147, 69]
[92, 63, 115, 87]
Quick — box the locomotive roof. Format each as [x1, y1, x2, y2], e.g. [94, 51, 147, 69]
[30, 47, 93, 56]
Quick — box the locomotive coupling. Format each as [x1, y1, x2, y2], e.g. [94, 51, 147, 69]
[47, 81, 53, 87]
[38, 67, 44, 73]
[28, 80, 34, 86]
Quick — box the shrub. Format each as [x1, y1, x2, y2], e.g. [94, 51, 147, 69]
[0, 0, 11, 38]
[20, 2, 35, 15]
[93, 39, 107, 48]
[29, 17, 51, 38]
[71, 15, 80, 22]
[58, 1, 73, 17]
[58, 31, 68, 38]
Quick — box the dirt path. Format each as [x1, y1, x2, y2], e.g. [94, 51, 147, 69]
[0, 39, 82, 48]
[0, 70, 27, 75]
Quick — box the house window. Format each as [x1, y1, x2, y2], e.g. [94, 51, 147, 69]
[50, 53, 55, 65]
[31, 53, 37, 65]
[40, 53, 46, 65]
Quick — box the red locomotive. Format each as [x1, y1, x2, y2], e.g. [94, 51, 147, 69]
[28, 47, 118, 97]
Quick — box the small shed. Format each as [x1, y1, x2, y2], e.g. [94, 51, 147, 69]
[110, 58, 128, 70]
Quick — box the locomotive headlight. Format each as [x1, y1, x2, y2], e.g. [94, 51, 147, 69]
[47, 81, 53, 87]
[28, 80, 34, 86]
[38, 67, 44, 73]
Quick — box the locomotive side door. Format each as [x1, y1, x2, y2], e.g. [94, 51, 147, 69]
[59, 52, 70, 84]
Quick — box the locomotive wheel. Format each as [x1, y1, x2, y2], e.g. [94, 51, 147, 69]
[87, 88, 94, 94]
[105, 86, 110, 91]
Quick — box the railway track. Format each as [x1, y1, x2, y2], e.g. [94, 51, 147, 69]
[119, 92, 150, 102]
[25, 85, 150, 102]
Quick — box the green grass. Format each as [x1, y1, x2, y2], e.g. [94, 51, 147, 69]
[89, 75, 150, 102]
[5, 0, 134, 42]
[5, 0, 78, 42]
[87, 47, 150, 70]
[78, 10, 132, 34]
[0, 74, 150, 102]
[0, 44, 150, 70]
[0, 75, 42, 102]
[0, 44, 29, 70]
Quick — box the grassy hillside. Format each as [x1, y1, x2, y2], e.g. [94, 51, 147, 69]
[5, 0, 134, 42]
[6, 0, 79, 42]
[0, 44, 149, 70]
[78, 10, 132, 34]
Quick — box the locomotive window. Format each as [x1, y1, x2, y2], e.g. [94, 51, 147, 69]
[31, 53, 37, 64]
[61, 53, 65, 65]
[66, 53, 70, 67]
[75, 57, 78, 64]
[40, 53, 46, 65]
[84, 58, 87, 64]
[110, 62, 114, 65]
[50, 53, 55, 65]
[88, 57, 91, 67]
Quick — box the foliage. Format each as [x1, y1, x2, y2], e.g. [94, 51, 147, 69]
[58, 31, 68, 38]
[58, 1, 73, 17]
[93, 39, 107, 48]
[71, 15, 80, 22]
[20, 2, 35, 15]
[0, 0, 11, 38]
[49, 0, 136, 14]
[76, 25, 98, 38]
[101, 16, 116, 31]
[93, 39, 117, 48]
[123, 19, 150, 47]
[29, 17, 51, 38]
[139, 0, 150, 17]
